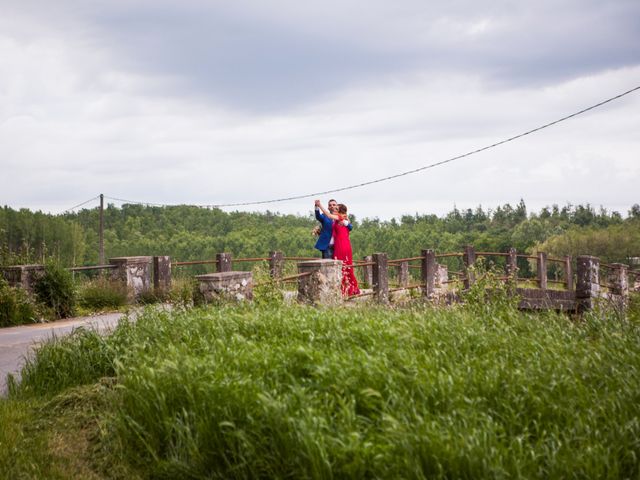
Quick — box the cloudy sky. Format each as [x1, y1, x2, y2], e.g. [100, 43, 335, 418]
[1, 0, 639, 220]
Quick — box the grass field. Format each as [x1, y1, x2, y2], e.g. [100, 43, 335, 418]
[2, 293, 640, 479]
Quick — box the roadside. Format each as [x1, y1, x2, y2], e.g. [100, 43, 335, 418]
[0, 312, 128, 396]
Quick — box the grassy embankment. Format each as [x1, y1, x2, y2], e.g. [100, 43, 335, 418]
[1, 291, 640, 479]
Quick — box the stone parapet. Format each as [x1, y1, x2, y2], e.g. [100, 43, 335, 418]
[153, 256, 172, 296]
[196, 271, 253, 302]
[297, 259, 342, 305]
[0, 264, 45, 295]
[269, 251, 284, 278]
[109, 256, 153, 302]
[576, 255, 600, 313]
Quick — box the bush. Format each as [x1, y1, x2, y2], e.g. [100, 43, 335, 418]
[461, 261, 519, 319]
[167, 276, 200, 308]
[0, 278, 38, 327]
[77, 276, 128, 311]
[34, 262, 76, 319]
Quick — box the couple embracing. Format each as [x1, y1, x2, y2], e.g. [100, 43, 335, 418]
[314, 199, 360, 296]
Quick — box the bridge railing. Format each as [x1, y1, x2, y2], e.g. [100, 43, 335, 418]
[1, 246, 635, 312]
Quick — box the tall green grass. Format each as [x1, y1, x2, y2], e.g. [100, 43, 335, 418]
[0, 277, 38, 327]
[77, 277, 128, 311]
[9, 299, 640, 479]
[0, 398, 59, 478]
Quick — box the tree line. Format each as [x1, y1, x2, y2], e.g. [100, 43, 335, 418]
[1, 201, 639, 268]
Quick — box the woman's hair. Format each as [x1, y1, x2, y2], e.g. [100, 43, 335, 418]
[337, 204, 348, 214]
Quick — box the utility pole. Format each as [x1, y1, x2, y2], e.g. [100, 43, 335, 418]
[99, 193, 104, 264]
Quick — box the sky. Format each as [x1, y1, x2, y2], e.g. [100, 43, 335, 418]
[1, 0, 639, 221]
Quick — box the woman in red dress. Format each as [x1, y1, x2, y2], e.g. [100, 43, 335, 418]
[318, 202, 360, 296]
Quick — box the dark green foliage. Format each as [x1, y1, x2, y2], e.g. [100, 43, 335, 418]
[0, 278, 37, 327]
[2, 201, 636, 271]
[34, 262, 76, 319]
[536, 223, 640, 264]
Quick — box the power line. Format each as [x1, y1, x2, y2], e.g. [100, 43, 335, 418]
[63, 195, 100, 213]
[107, 84, 640, 209]
[103, 196, 167, 207]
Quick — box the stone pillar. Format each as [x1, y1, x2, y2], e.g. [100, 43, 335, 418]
[630, 258, 640, 292]
[216, 253, 232, 273]
[537, 252, 548, 289]
[576, 255, 600, 313]
[372, 253, 389, 304]
[609, 263, 629, 311]
[109, 256, 153, 302]
[297, 259, 342, 305]
[362, 256, 373, 287]
[463, 245, 476, 289]
[397, 261, 409, 288]
[421, 249, 436, 298]
[269, 251, 284, 279]
[608, 263, 629, 296]
[435, 264, 449, 289]
[633, 271, 640, 293]
[506, 248, 518, 283]
[153, 256, 172, 296]
[196, 271, 253, 302]
[564, 256, 574, 290]
[0, 265, 45, 295]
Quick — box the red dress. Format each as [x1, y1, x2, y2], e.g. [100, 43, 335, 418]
[332, 218, 360, 296]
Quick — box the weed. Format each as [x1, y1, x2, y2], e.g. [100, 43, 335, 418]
[77, 276, 128, 311]
[252, 262, 285, 308]
[34, 261, 76, 319]
[0, 277, 38, 327]
[461, 260, 520, 319]
[167, 277, 200, 309]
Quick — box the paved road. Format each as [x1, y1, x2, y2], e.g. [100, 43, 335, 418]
[0, 312, 127, 396]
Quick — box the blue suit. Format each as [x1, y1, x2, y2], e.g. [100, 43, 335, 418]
[314, 208, 352, 257]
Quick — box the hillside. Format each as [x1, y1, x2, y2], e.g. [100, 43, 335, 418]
[1, 202, 639, 267]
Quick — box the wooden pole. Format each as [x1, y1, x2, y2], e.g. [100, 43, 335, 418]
[99, 193, 104, 265]
[537, 252, 548, 289]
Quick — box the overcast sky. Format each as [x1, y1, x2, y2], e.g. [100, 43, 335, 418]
[1, 0, 639, 220]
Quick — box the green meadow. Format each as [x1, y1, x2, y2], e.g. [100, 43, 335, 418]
[2, 294, 640, 479]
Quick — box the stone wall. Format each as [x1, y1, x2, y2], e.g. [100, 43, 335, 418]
[109, 256, 153, 302]
[297, 259, 342, 305]
[196, 271, 253, 302]
[0, 265, 45, 295]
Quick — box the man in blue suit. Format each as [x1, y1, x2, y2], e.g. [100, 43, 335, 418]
[314, 199, 352, 258]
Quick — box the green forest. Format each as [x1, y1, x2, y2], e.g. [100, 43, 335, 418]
[1, 201, 639, 267]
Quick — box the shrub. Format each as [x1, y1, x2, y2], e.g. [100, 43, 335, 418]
[136, 289, 161, 305]
[252, 262, 284, 307]
[33, 262, 76, 319]
[0, 278, 38, 327]
[167, 276, 200, 308]
[461, 260, 519, 318]
[77, 276, 128, 311]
